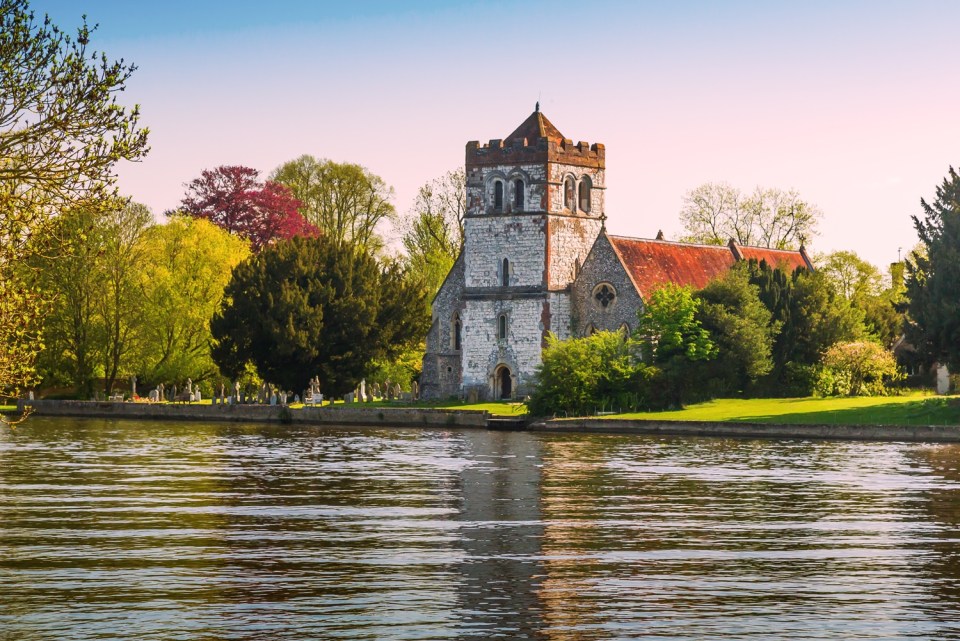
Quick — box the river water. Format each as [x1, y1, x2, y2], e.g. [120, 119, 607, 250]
[3, 418, 960, 640]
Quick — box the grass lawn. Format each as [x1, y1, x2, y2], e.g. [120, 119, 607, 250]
[0, 405, 16, 413]
[607, 391, 960, 426]
[300, 399, 526, 416]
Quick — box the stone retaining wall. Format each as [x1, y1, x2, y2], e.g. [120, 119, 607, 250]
[18, 400, 489, 429]
[530, 418, 960, 443]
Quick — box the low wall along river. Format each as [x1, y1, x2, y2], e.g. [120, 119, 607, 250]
[17, 399, 960, 442]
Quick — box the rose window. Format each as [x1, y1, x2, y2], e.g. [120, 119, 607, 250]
[594, 284, 616, 308]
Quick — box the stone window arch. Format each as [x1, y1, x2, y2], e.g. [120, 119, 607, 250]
[452, 313, 462, 351]
[494, 180, 504, 212]
[498, 313, 508, 340]
[579, 175, 592, 213]
[501, 257, 510, 287]
[514, 178, 524, 210]
[619, 322, 631, 337]
[585, 323, 597, 337]
[564, 175, 576, 211]
[593, 282, 617, 309]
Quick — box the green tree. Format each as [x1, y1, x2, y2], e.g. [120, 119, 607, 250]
[635, 283, 716, 407]
[400, 169, 466, 296]
[904, 167, 960, 370]
[680, 183, 820, 249]
[696, 264, 778, 395]
[211, 236, 429, 396]
[817, 250, 882, 302]
[270, 155, 395, 252]
[0, 0, 148, 411]
[133, 216, 250, 386]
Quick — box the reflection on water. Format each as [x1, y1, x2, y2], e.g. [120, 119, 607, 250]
[3, 419, 960, 639]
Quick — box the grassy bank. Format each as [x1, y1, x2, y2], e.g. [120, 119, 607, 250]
[607, 392, 960, 426]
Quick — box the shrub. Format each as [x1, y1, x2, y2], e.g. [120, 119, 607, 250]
[821, 341, 903, 396]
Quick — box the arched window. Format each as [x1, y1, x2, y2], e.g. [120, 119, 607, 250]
[619, 323, 630, 337]
[453, 313, 462, 351]
[564, 176, 576, 211]
[585, 323, 597, 337]
[502, 258, 510, 287]
[498, 314, 507, 340]
[579, 176, 592, 213]
[514, 179, 524, 210]
[494, 180, 504, 211]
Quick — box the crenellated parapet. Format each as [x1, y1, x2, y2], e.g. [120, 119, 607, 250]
[466, 137, 605, 169]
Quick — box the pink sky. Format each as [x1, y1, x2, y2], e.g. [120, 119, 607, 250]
[36, 1, 960, 269]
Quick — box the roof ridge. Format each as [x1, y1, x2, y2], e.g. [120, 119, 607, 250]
[608, 234, 732, 250]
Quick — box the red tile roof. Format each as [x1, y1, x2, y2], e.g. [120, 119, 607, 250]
[736, 246, 811, 273]
[506, 110, 565, 144]
[607, 235, 811, 297]
[608, 236, 736, 296]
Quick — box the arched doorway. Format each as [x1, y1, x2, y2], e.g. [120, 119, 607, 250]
[495, 365, 512, 400]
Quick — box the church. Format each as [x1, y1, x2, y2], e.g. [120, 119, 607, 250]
[419, 108, 813, 401]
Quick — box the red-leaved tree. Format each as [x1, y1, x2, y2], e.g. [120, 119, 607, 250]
[179, 165, 318, 250]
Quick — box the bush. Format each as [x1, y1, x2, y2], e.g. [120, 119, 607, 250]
[821, 341, 903, 396]
[528, 332, 660, 417]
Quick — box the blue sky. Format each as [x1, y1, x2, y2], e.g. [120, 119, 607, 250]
[28, 0, 960, 267]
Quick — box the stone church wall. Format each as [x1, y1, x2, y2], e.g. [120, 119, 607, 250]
[463, 216, 546, 288]
[548, 216, 603, 290]
[420, 256, 465, 400]
[571, 233, 644, 337]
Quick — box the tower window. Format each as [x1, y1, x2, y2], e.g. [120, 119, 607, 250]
[564, 176, 576, 211]
[498, 314, 507, 340]
[514, 179, 524, 210]
[502, 258, 510, 287]
[494, 180, 504, 211]
[453, 313, 462, 351]
[579, 176, 592, 213]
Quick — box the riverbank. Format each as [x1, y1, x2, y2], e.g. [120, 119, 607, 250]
[13, 397, 960, 442]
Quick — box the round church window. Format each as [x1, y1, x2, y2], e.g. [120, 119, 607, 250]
[593, 283, 616, 309]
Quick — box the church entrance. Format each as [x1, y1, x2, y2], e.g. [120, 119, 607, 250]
[495, 365, 512, 400]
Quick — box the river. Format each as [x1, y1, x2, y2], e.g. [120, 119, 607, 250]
[2, 417, 960, 640]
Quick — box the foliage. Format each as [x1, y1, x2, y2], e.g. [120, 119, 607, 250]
[0, 0, 148, 406]
[904, 167, 960, 371]
[528, 331, 658, 417]
[695, 264, 778, 395]
[400, 169, 466, 296]
[133, 216, 250, 385]
[633, 283, 716, 407]
[679, 182, 820, 249]
[211, 236, 430, 396]
[820, 341, 903, 396]
[179, 165, 317, 251]
[270, 155, 395, 253]
[365, 343, 424, 391]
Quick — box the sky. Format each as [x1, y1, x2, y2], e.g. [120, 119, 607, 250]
[31, 0, 960, 269]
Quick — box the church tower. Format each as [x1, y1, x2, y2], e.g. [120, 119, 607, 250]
[453, 107, 606, 399]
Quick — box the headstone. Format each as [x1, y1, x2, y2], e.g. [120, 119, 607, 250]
[937, 364, 950, 395]
[394, 384, 402, 399]
[400, 392, 412, 402]
[467, 388, 479, 403]
[130, 375, 137, 397]
[234, 380, 241, 401]
[360, 379, 366, 401]
[149, 389, 159, 402]
[270, 394, 277, 406]
[281, 391, 288, 405]
[186, 378, 192, 395]
[411, 381, 419, 401]
[294, 394, 300, 404]
[158, 383, 165, 402]
[344, 392, 354, 403]
[194, 389, 202, 403]
[171, 384, 177, 400]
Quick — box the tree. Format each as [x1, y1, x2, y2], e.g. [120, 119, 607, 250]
[179, 165, 317, 251]
[680, 183, 820, 249]
[0, 0, 148, 410]
[696, 264, 778, 395]
[817, 251, 883, 302]
[210, 236, 429, 396]
[400, 169, 466, 296]
[635, 283, 716, 407]
[133, 216, 250, 385]
[904, 167, 960, 371]
[270, 155, 396, 252]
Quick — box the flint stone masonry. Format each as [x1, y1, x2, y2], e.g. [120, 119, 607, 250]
[460, 297, 544, 397]
[548, 215, 602, 290]
[463, 216, 545, 289]
[572, 232, 644, 336]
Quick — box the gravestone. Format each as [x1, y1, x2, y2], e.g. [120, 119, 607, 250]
[937, 364, 950, 395]
[194, 389, 202, 403]
[411, 381, 419, 401]
[344, 392, 354, 403]
[130, 375, 137, 397]
[149, 389, 159, 402]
